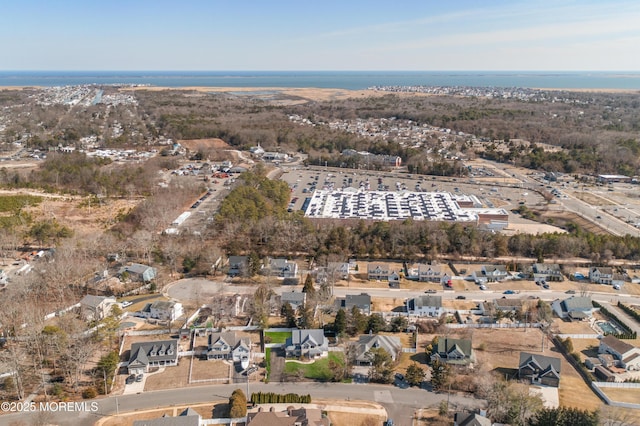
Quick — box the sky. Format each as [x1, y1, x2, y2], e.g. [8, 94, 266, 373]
[2, 0, 640, 71]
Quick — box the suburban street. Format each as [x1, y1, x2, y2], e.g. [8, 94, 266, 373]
[0, 382, 484, 426]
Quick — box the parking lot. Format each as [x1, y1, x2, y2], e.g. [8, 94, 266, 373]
[280, 164, 545, 221]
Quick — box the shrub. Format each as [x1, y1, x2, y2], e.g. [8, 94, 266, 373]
[82, 387, 97, 399]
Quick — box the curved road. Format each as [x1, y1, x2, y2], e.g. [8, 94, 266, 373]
[0, 382, 483, 426]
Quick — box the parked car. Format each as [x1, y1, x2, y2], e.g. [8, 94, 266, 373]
[425, 289, 437, 294]
[503, 290, 516, 295]
[479, 285, 487, 290]
[456, 295, 466, 300]
[135, 374, 144, 382]
[565, 290, 576, 294]
[126, 374, 136, 384]
[384, 420, 394, 426]
[121, 301, 133, 308]
[613, 284, 621, 290]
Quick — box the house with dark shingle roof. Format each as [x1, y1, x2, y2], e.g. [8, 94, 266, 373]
[599, 335, 640, 371]
[532, 263, 564, 282]
[367, 263, 390, 281]
[285, 329, 328, 359]
[334, 293, 371, 314]
[551, 296, 594, 320]
[518, 352, 561, 387]
[127, 339, 179, 374]
[431, 337, 474, 365]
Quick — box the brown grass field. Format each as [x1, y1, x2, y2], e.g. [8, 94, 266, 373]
[470, 328, 602, 410]
[600, 387, 640, 404]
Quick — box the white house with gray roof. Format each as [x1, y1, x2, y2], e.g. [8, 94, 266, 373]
[206, 331, 250, 365]
[406, 295, 444, 317]
[551, 296, 594, 320]
[137, 300, 184, 322]
[127, 339, 179, 374]
[79, 295, 116, 321]
[268, 258, 298, 278]
[285, 329, 328, 359]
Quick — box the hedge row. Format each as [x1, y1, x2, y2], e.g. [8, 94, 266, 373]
[250, 392, 312, 404]
[617, 301, 640, 325]
[593, 301, 637, 339]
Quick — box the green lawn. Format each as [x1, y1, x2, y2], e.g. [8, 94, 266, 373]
[264, 331, 291, 344]
[284, 352, 345, 381]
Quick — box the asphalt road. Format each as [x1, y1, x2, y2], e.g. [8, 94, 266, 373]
[0, 382, 483, 426]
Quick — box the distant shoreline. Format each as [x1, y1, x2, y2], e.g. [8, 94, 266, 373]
[2, 85, 638, 99]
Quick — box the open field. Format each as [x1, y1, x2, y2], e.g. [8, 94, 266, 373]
[190, 358, 231, 381]
[600, 387, 640, 404]
[144, 359, 191, 391]
[327, 411, 386, 426]
[470, 328, 602, 410]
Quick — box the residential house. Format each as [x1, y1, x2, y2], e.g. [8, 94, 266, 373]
[335, 293, 371, 315]
[532, 263, 564, 282]
[551, 296, 594, 320]
[137, 300, 184, 321]
[281, 291, 306, 311]
[589, 267, 614, 284]
[79, 295, 116, 321]
[247, 407, 330, 426]
[518, 352, 562, 387]
[431, 337, 474, 365]
[388, 271, 400, 288]
[269, 258, 299, 278]
[406, 295, 444, 317]
[417, 263, 442, 282]
[492, 298, 523, 313]
[206, 331, 250, 365]
[354, 335, 402, 365]
[133, 407, 200, 426]
[599, 335, 640, 371]
[327, 262, 351, 280]
[453, 411, 492, 426]
[127, 339, 179, 374]
[119, 263, 157, 282]
[367, 263, 390, 281]
[285, 329, 328, 359]
[228, 255, 249, 277]
[481, 265, 508, 282]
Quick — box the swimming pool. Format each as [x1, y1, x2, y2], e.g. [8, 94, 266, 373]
[597, 321, 622, 334]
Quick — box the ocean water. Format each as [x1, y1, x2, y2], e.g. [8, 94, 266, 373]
[0, 70, 639, 90]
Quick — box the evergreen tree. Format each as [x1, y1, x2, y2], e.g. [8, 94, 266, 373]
[366, 347, 394, 384]
[334, 308, 347, 335]
[405, 362, 426, 386]
[430, 359, 451, 391]
[302, 274, 316, 297]
[297, 303, 314, 329]
[281, 302, 296, 328]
